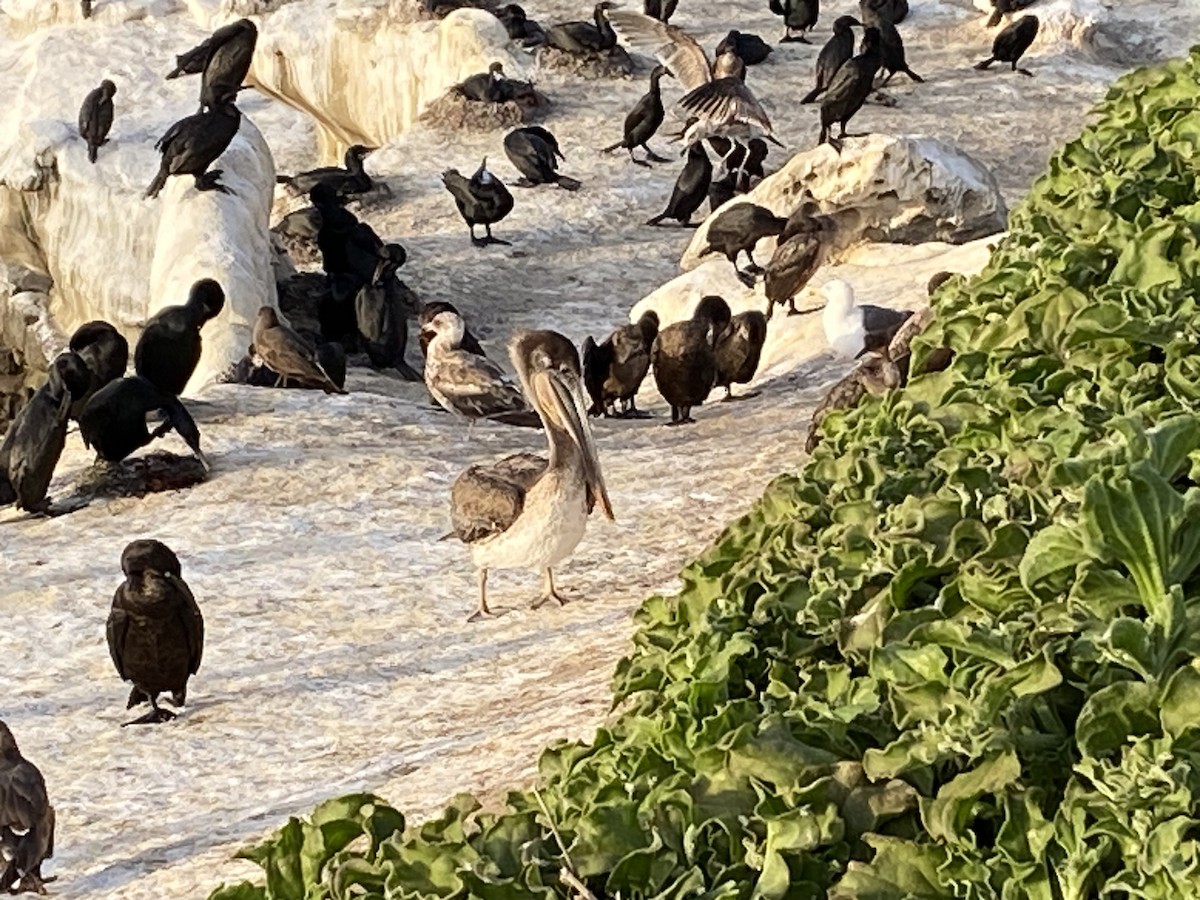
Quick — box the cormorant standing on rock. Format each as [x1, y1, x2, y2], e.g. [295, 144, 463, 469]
[0, 722, 55, 895]
[456, 62, 507, 102]
[356, 244, 420, 379]
[861, 8, 922, 84]
[769, 0, 819, 43]
[0, 352, 91, 513]
[504, 126, 581, 190]
[603, 64, 672, 165]
[976, 15, 1039, 75]
[819, 26, 883, 151]
[278, 145, 375, 199]
[134, 279, 225, 396]
[700, 295, 766, 401]
[252, 307, 348, 394]
[442, 159, 515, 247]
[106, 540, 204, 726]
[419, 302, 486, 359]
[144, 86, 241, 199]
[715, 30, 772, 65]
[167, 18, 257, 112]
[801, 16, 860, 104]
[699, 203, 789, 286]
[764, 203, 839, 318]
[79, 376, 210, 469]
[78, 79, 116, 164]
[644, 0, 677, 22]
[544, 1, 617, 54]
[651, 299, 728, 425]
[582, 310, 659, 417]
[646, 141, 712, 226]
[68, 320, 128, 420]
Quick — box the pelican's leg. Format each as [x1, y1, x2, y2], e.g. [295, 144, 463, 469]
[532, 568, 568, 609]
[467, 569, 495, 622]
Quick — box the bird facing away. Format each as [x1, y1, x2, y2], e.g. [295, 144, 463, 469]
[0, 723, 55, 895]
[714, 30, 773, 66]
[79, 375, 210, 470]
[167, 18, 257, 112]
[355, 245, 421, 379]
[543, 1, 617, 54]
[860, 0, 908, 25]
[860, 8, 923, 85]
[447, 330, 613, 620]
[769, 0, 819, 42]
[651, 297, 729, 425]
[442, 159, 515, 247]
[418, 302, 486, 360]
[0, 351, 91, 513]
[278, 145, 375, 199]
[819, 26, 883, 151]
[582, 310, 659, 417]
[78, 79, 116, 164]
[699, 203, 790, 286]
[423, 311, 540, 428]
[605, 11, 780, 177]
[67, 320, 129, 421]
[764, 204, 839, 318]
[144, 86, 241, 199]
[134, 279, 225, 396]
[603, 64, 673, 165]
[801, 16, 861, 104]
[106, 540, 204, 726]
[646, 140, 712, 226]
[504, 126, 581, 190]
[976, 15, 1040, 75]
[252, 307, 348, 394]
[698, 295, 767, 400]
[822, 279, 914, 358]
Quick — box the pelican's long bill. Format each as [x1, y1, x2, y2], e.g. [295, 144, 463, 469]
[540, 366, 615, 521]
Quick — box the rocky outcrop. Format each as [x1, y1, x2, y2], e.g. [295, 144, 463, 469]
[681, 135, 1007, 274]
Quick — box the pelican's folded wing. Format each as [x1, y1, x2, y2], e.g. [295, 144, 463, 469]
[450, 453, 547, 543]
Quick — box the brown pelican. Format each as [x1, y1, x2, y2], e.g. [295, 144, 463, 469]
[422, 311, 539, 428]
[447, 331, 614, 620]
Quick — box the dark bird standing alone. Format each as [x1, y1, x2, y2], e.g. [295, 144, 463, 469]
[819, 26, 883, 150]
[504, 126, 581, 190]
[134, 279, 225, 396]
[769, 0, 819, 43]
[106, 540, 204, 726]
[144, 86, 241, 199]
[603, 64, 672, 165]
[252, 307, 348, 394]
[78, 79, 116, 164]
[442, 159, 515, 247]
[67, 320, 129, 420]
[976, 15, 1039, 76]
[0, 722, 55, 895]
[801, 15, 861, 104]
[582, 310, 659, 417]
[651, 299, 727, 425]
[646, 140, 712, 226]
[355, 245, 421, 379]
[79, 375, 210, 470]
[699, 203, 789, 286]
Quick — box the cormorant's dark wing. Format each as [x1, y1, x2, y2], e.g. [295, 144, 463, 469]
[169, 574, 204, 675]
[160, 395, 205, 460]
[861, 304, 912, 335]
[78, 90, 99, 137]
[0, 752, 49, 834]
[154, 114, 195, 153]
[6, 390, 70, 507]
[450, 452, 547, 543]
[606, 10, 713, 91]
[106, 588, 130, 679]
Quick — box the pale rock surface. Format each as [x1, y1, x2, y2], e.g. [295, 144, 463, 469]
[680, 135, 1007, 273]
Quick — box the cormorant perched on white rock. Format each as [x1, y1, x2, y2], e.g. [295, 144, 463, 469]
[68, 320, 128, 420]
[0, 352, 91, 513]
[646, 141, 712, 226]
[134, 279, 224, 396]
[801, 16, 861, 104]
[167, 18, 257, 112]
[651, 298, 728, 425]
[603, 65, 672, 165]
[860, 7, 922, 84]
[106, 540, 204, 726]
[769, 0, 819, 43]
[764, 203, 839, 317]
[442, 159, 515, 247]
[701, 295, 766, 400]
[494, 4, 546, 46]
[78, 79, 115, 164]
[544, 2, 617, 54]
[79, 376, 210, 470]
[252, 307, 348, 394]
[278, 145, 375, 199]
[448, 331, 613, 620]
[0, 722, 55, 895]
[356, 245, 420, 379]
[582, 311, 659, 417]
[699, 203, 789, 286]
[819, 26, 883, 151]
[822, 279, 913, 358]
[504, 126, 581, 190]
[144, 86, 241, 199]
[976, 15, 1039, 75]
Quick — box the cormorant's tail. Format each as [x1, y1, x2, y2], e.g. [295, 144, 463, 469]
[555, 175, 582, 191]
[986, 8, 1002, 26]
[974, 57, 995, 70]
[800, 85, 823, 104]
[275, 175, 291, 184]
[644, 211, 669, 226]
[904, 68, 925, 83]
[601, 140, 625, 153]
[144, 167, 168, 199]
[87, 143, 98, 164]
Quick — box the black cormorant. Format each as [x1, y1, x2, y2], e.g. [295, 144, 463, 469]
[144, 87, 241, 199]
[646, 141, 712, 226]
[78, 79, 116, 164]
[582, 311, 659, 416]
[975, 15, 1039, 75]
[134, 279, 225, 396]
[699, 203, 789, 286]
[801, 16, 860, 103]
[442, 159, 515, 247]
[819, 26, 883, 151]
[769, 0, 819, 43]
[504, 126, 581, 190]
[650, 299, 728, 424]
[603, 64, 672, 165]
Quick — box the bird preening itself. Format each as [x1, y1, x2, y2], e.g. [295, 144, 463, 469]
[79, 375, 211, 471]
[106, 540, 205, 726]
[0, 722, 55, 895]
[442, 159, 515, 247]
[68, 320, 129, 421]
[78, 79, 116, 164]
[144, 85, 242, 199]
[447, 331, 613, 621]
[764, 202, 839, 318]
[504, 126, 581, 190]
[698, 203, 790, 286]
[650, 298, 728, 425]
[166, 18, 258, 113]
[582, 310, 659, 417]
[134, 279, 225, 396]
[976, 15, 1040, 76]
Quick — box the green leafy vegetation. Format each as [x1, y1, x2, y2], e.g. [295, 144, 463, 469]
[210, 48, 1200, 900]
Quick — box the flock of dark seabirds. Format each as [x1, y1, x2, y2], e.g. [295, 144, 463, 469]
[0, 0, 1044, 891]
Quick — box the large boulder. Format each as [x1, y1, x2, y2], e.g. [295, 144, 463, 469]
[681, 134, 1007, 273]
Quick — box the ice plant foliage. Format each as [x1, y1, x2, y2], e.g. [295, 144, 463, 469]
[211, 48, 1200, 900]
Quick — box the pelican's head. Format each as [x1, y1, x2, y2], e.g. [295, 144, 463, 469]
[510, 330, 614, 521]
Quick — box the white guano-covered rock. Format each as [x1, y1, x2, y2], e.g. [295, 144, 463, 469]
[0, 22, 278, 394]
[247, 2, 525, 163]
[680, 134, 1007, 273]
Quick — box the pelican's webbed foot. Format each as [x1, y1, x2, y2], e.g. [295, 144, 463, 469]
[532, 569, 569, 609]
